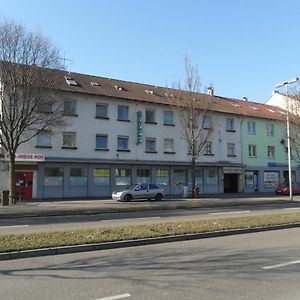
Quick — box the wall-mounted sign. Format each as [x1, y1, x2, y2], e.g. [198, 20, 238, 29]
[136, 111, 143, 145]
[5, 153, 45, 162]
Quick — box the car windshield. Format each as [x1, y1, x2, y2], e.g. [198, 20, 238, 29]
[127, 184, 139, 190]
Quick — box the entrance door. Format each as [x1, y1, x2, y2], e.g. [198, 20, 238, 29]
[15, 172, 33, 199]
[173, 169, 187, 194]
[224, 173, 238, 193]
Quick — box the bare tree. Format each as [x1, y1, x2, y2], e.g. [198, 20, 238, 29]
[0, 18, 65, 203]
[170, 55, 213, 197]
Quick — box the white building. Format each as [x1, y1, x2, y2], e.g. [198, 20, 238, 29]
[0, 66, 280, 199]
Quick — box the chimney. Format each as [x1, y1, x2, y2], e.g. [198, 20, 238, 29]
[243, 97, 248, 102]
[207, 86, 214, 96]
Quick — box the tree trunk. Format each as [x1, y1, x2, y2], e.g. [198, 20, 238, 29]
[9, 152, 16, 205]
[191, 157, 196, 198]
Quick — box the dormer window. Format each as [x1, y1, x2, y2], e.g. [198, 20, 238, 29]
[64, 76, 78, 86]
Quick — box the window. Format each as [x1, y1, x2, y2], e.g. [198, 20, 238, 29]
[116, 168, 131, 186]
[207, 169, 218, 184]
[94, 168, 110, 186]
[149, 183, 160, 189]
[146, 138, 156, 153]
[267, 123, 274, 136]
[247, 121, 256, 134]
[203, 115, 211, 129]
[227, 143, 235, 156]
[36, 131, 51, 148]
[248, 144, 256, 157]
[145, 109, 156, 123]
[267, 146, 275, 158]
[38, 101, 52, 113]
[164, 138, 174, 153]
[156, 169, 169, 186]
[204, 141, 213, 155]
[163, 111, 174, 125]
[118, 105, 129, 121]
[226, 118, 235, 131]
[96, 134, 108, 150]
[137, 169, 150, 184]
[117, 136, 129, 151]
[65, 76, 78, 86]
[70, 167, 87, 186]
[44, 167, 63, 186]
[264, 171, 279, 188]
[96, 104, 108, 119]
[63, 100, 76, 115]
[62, 132, 76, 148]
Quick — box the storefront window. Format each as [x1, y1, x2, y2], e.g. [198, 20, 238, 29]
[70, 167, 87, 186]
[137, 169, 150, 183]
[44, 167, 63, 186]
[156, 169, 169, 186]
[263, 171, 279, 188]
[207, 169, 218, 184]
[94, 168, 110, 186]
[116, 168, 131, 186]
[245, 171, 254, 189]
[195, 169, 203, 185]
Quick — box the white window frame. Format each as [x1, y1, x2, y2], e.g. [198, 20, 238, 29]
[248, 144, 257, 157]
[164, 138, 174, 153]
[266, 123, 274, 136]
[267, 145, 275, 159]
[227, 143, 235, 156]
[63, 132, 76, 148]
[96, 103, 108, 119]
[36, 131, 51, 147]
[145, 137, 156, 152]
[63, 100, 76, 115]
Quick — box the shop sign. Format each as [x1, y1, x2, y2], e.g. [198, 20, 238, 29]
[223, 167, 242, 174]
[5, 153, 45, 162]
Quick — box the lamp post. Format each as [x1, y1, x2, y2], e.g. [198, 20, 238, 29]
[276, 77, 299, 201]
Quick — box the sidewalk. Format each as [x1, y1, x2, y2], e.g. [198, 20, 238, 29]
[0, 193, 292, 218]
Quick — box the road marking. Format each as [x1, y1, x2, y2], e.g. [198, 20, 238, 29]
[284, 207, 300, 210]
[209, 211, 251, 216]
[120, 217, 161, 221]
[94, 293, 131, 300]
[263, 260, 300, 270]
[0, 225, 29, 229]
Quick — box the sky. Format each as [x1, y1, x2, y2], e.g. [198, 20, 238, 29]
[1, 0, 300, 103]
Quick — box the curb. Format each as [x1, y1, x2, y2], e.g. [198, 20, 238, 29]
[0, 199, 289, 219]
[1, 221, 300, 261]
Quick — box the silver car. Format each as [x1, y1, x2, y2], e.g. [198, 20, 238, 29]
[112, 183, 164, 202]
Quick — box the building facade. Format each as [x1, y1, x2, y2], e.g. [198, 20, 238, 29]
[0, 66, 290, 199]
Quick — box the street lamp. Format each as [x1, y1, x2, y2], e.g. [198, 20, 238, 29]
[276, 77, 299, 201]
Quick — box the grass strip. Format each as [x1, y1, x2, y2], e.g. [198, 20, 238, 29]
[1, 212, 300, 252]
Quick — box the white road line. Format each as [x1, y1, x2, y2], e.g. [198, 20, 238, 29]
[284, 207, 300, 210]
[109, 217, 161, 221]
[263, 260, 300, 270]
[0, 225, 29, 229]
[209, 211, 251, 216]
[94, 293, 131, 300]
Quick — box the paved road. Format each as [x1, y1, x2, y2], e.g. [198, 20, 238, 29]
[0, 201, 300, 235]
[0, 227, 300, 299]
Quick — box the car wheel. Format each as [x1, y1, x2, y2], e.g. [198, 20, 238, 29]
[155, 193, 162, 201]
[124, 194, 132, 202]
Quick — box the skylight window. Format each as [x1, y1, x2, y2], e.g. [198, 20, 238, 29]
[114, 85, 127, 91]
[278, 111, 286, 115]
[64, 76, 78, 86]
[91, 82, 100, 87]
[164, 92, 174, 98]
[249, 106, 258, 110]
[145, 89, 154, 95]
[267, 109, 275, 113]
[231, 103, 240, 108]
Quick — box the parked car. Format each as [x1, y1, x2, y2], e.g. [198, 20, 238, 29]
[112, 183, 164, 201]
[275, 183, 300, 195]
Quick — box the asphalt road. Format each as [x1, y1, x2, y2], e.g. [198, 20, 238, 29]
[1, 201, 300, 235]
[0, 227, 300, 299]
